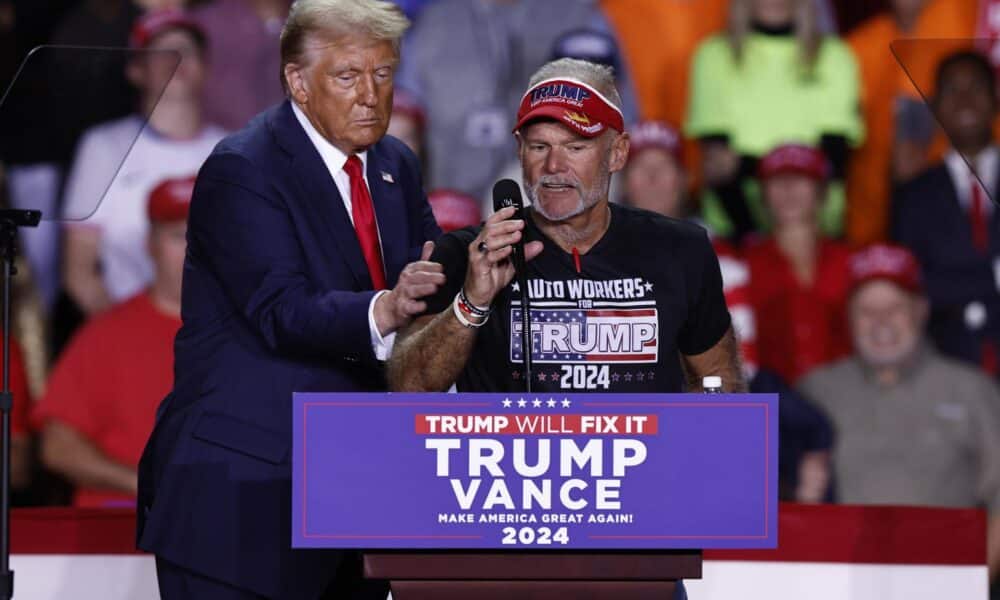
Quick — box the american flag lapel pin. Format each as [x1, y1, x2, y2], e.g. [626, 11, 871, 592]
[381, 171, 394, 183]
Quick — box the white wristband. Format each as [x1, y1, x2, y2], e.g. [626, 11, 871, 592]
[453, 295, 489, 328]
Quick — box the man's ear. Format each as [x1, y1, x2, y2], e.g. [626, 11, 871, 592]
[514, 130, 525, 157]
[609, 131, 630, 174]
[285, 63, 309, 105]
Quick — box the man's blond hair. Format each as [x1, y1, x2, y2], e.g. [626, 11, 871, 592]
[279, 0, 410, 92]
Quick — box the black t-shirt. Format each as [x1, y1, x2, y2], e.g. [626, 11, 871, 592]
[424, 203, 731, 393]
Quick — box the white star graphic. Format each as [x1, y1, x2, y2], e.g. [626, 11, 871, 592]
[547, 398, 557, 408]
[517, 398, 527, 408]
[644, 282, 654, 292]
[561, 398, 572, 408]
[502, 398, 512, 408]
[512, 282, 521, 292]
[532, 398, 542, 407]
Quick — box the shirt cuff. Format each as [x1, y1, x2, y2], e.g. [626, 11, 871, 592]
[369, 290, 396, 361]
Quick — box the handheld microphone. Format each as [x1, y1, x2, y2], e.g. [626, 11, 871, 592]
[492, 179, 526, 271]
[491, 179, 533, 392]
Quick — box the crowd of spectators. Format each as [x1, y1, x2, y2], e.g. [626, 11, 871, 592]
[1, 0, 1000, 587]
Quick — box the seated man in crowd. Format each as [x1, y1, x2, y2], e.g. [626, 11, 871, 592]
[799, 244, 1000, 580]
[61, 10, 224, 318]
[892, 50, 1000, 376]
[619, 122, 833, 502]
[35, 175, 191, 507]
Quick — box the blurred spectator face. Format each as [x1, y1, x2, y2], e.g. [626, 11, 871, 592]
[624, 149, 685, 218]
[849, 280, 927, 369]
[935, 58, 997, 154]
[519, 122, 626, 222]
[129, 28, 207, 103]
[752, 0, 795, 27]
[285, 33, 397, 154]
[388, 90, 425, 161]
[388, 112, 421, 158]
[759, 144, 827, 228]
[148, 221, 188, 302]
[763, 174, 821, 228]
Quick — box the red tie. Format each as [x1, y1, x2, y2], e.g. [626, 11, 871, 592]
[971, 179, 989, 254]
[343, 156, 386, 290]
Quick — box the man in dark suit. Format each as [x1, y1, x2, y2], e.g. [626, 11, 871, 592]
[136, 1, 443, 598]
[892, 50, 1000, 375]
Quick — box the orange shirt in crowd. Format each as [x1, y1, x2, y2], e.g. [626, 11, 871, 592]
[33, 293, 181, 508]
[601, 0, 727, 126]
[746, 238, 853, 384]
[846, 0, 977, 246]
[601, 0, 727, 187]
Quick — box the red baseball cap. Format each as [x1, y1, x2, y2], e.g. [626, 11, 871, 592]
[514, 77, 624, 138]
[627, 120, 682, 164]
[758, 144, 829, 181]
[129, 9, 206, 50]
[848, 244, 923, 295]
[428, 189, 482, 233]
[148, 175, 196, 224]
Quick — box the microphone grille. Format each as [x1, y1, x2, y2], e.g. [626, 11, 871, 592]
[492, 179, 523, 213]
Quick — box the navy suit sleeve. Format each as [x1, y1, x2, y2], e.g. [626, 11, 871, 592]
[396, 136, 442, 256]
[190, 151, 377, 362]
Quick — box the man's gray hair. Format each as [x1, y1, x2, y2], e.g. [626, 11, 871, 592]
[280, 0, 410, 92]
[527, 58, 622, 110]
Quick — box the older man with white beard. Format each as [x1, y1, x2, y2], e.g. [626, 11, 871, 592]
[389, 57, 743, 399]
[798, 244, 1000, 583]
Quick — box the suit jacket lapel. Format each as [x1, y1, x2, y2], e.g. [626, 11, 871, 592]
[270, 101, 372, 289]
[366, 147, 408, 286]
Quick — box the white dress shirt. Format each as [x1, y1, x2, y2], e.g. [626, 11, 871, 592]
[944, 146, 999, 215]
[291, 102, 395, 360]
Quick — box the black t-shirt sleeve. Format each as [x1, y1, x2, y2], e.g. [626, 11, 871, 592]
[420, 227, 478, 316]
[676, 230, 732, 355]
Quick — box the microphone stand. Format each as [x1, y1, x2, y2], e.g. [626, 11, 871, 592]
[516, 265, 532, 394]
[0, 208, 40, 600]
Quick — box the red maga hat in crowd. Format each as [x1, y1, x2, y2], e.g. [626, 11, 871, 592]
[627, 120, 683, 163]
[148, 175, 197, 224]
[392, 88, 426, 132]
[129, 9, 205, 50]
[514, 77, 624, 138]
[848, 244, 923, 295]
[427, 189, 482, 233]
[758, 144, 830, 181]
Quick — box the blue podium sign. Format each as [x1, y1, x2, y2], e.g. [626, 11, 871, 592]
[292, 393, 777, 550]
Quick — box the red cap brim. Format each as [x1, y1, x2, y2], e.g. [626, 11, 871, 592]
[514, 105, 608, 138]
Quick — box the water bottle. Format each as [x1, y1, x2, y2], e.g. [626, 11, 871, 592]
[703, 376, 723, 394]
